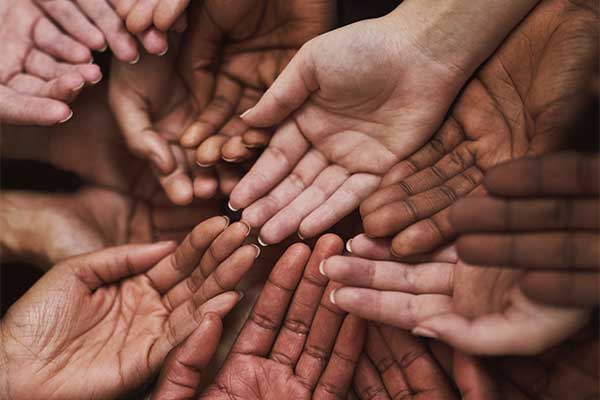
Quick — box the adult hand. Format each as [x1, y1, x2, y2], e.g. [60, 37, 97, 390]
[452, 152, 600, 307]
[0, 0, 101, 125]
[201, 234, 367, 399]
[0, 215, 258, 399]
[177, 0, 336, 167]
[321, 246, 590, 355]
[228, 12, 469, 246]
[358, 0, 598, 258]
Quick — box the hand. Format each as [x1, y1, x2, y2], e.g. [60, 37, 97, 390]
[451, 152, 599, 307]
[0, 216, 259, 399]
[228, 12, 470, 246]
[321, 246, 590, 355]
[358, 0, 598, 258]
[177, 0, 336, 167]
[34, 0, 172, 61]
[0, 187, 226, 269]
[114, 0, 189, 34]
[0, 0, 101, 125]
[201, 234, 366, 399]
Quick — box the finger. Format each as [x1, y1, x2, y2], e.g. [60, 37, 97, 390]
[484, 152, 599, 196]
[158, 165, 195, 205]
[126, 0, 159, 33]
[154, 0, 190, 31]
[240, 41, 317, 127]
[34, 0, 105, 50]
[230, 120, 311, 210]
[151, 313, 222, 400]
[215, 163, 243, 196]
[353, 354, 390, 400]
[181, 76, 242, 149]
[196, 135, 228, 166]
[86, 1, 139, 63]
[0, 85, 71, 125]
[321, 256, 453, 295]
[331, 288, 452, 330]
[192, 166, 219, 199]
[313, 315, 366, 399]
[149, 291, 240, 371]
[231, 243, 311, 356]
[362, 142, 475, 216]
[146, 216, 230, 293]
[270, 235, 344, 368]
[300, 173, 381, 239]
[453, 352, 507, 400]
[412, 304, 590, 355]
[456, 232, 600, 270]
[294, 281, 347, 389]
[259, 165, 349, 245]
[363, 167, 482, 237]
[152, 203, 221, 231]
[242, 149, 328, 233]
[520, 271, 600, 307]
[136, 27, 169, 55]
[25, 49, 102, 83]
[72, 241, 177, 290]
[8, 72, 84, 103]
[451, 197, 600, 232]
[33, 17, 92, 63]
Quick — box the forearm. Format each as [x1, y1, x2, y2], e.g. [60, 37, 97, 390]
[386, 0, 540, 78]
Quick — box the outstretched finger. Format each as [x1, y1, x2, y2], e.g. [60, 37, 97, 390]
[0, 85, 71, 125]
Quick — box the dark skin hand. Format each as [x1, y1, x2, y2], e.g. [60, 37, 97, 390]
[178, 0, 337, 167]
[201, 234, 367, 400]
[452, 152, 600, 307]
[0, 215, 259, 399]
[359, 0, 598, 258]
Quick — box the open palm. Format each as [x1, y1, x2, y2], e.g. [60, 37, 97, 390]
[1, 217, 258, 399]
[229, 16, 467, 245]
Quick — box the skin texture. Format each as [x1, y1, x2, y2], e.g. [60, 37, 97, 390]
[201, 235, 367, 399]
[452, 152, 600, 307]
[358, 0, 598, 258]
[0, 0, 102, 125]
[177, 0, 336, 167]
[322, 245, 590, 355]
[0, 216, 258, 399]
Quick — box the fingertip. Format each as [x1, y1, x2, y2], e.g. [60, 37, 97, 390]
[165, 181, 194, 206]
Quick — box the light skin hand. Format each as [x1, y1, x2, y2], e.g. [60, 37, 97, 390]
[0, 0, 102, 125]
[0, 215, 258, 399]
[201, 234, 366, 400]
[321, 246, 590, 355]
[358, 0, 598, 258]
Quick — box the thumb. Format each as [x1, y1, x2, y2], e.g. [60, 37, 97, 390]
[151, 313, 222, 400]
[0, 85, 72, 126]
[68, 241, 177, 290]
[240, 41, 318, 128]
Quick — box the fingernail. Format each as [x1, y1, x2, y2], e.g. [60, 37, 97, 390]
[71, 81, 85, 92]
[222, 156, 239, 163]
[91, 76, 102, 85]
[196, 161, 214, 168]
[240, 107, 253, 119]
[412, 327, 438, 339]
[257, 236, 268, 247]
[319, 260, 327, 276]
[240, 220, 252, 237]
[157, 46, 169, 56]
[329, 288, 337, 304]
[298, 231, 305, 241]
[222, 215, 230, 228]
[129, 53, 141, 64]
[59, 110, 74, 124]
[228, 201, 239, 212]
[150, 154, 165, 171]
[345, 238, 353, 254]
[236, 291, 245, 302]
[251, 244, 261, 259]
[99, 44, 108, 52]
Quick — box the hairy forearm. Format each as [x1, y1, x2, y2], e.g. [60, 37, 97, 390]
[386, 0, 540, 78]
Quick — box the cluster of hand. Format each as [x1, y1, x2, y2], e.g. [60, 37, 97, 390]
[1, 0, 598, 399]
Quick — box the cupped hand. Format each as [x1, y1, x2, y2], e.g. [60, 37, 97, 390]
[321, 246, 590, 355]
[177, 0, 336, 167]
[0, 0, 101, 125]
[0, 215, 258, 399]
[201, 234, 366, 399]
[358, 0, 598, 258]
[228, 12, 469, 246]
[452, 152, 600, 307]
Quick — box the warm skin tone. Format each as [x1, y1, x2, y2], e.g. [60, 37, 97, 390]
[452, 152, 600, 307]
[201, 235, 366, 399]
[358, 0, 598, 258]
[229, 0, 540, 246]
[0, 216, 259, 399]
[0, 0, 101, 125]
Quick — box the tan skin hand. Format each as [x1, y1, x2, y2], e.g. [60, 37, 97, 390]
[359, 0, 598, 258]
